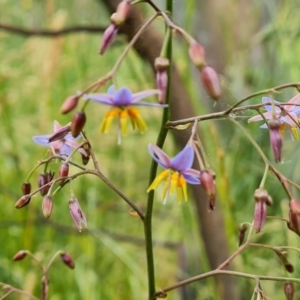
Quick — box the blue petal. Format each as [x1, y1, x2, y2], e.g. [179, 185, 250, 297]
[182, 169, 201, 184]
[260, 123, 268, 129]
[131, 90, 160, 103]
[262, 97, 280, 113]
[114, 87, 133, 105]
[32, 135, 51, 146]
[85, 93, 114, 106]
[59, 143, 72, 156]
[108, 85, 116, 96]
[148, 144, 171, 169]
[171, 144, 194, 171]
[133, 101, 168, 108]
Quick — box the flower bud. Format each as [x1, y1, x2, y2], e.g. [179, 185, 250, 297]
[238, 223, 248, 246]
[269, 118, 283, 163]
[99, 23, 118, 55]
[60, 252, 75, 269]
[38, 172, 54, 196]
[15, 195, 31, 208]
[155, 57, 169, 104]
[200, 66, 221, 101]
[22, 182, 31, 195]
[199, 169, 216, 210]
[71, 111, 86, 138]
[189, 42, 206, 69]
[284, 282, 294, 300]
[81, 143, 91, 165]
[48, 124, 71, 142]
[69, 197, 88, 232]
[13, 250, 27, 261]
[253, 188, 268, 233]
[60, 95, 79, 114]
[287, 198, 300, 236]
[42, 196, 53, 219]
[111, 0, 131, 26]
[58, 163, 69, 185]
[275, 250, 294, 273]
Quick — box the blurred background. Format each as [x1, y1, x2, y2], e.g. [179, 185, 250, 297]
[1, 0, 300, 299]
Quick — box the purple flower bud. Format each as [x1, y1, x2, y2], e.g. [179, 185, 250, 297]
[13, 250, 27, 261]
[287, 198, 300, 236]
[71, 111, 86, 138]
[99, 23, 118, 55]
[22, 182, 31, 195]
[38, 172, 54, 196]
[253, 188, 268, 233]
[199, 169, 216, 210]
[284, 282, 294, 300]
[42, 196, 53, 219]
[60, 252, 75, 269]
[200, 66, 221, 101]
[110, 0, 131, 26]
[69, 197, 87, 232]
[189, 42, 206, 69]
[60, 95, 79, 114]
[58, 163, 69, 185]
[15, 195, 31, 209]
[81, 144, 91, 165]
[48, 124, 71, 142]
[269, 118, 283, 163]
[155, 57, 169, 104]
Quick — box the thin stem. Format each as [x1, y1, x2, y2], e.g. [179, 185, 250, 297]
[0, 283, 40, 300]
[259, 164, 269, 188]
[45, 250, 63, 272]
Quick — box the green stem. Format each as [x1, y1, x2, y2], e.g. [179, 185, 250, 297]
[259, 164, 269, 188]
[144, 1, 172, 299]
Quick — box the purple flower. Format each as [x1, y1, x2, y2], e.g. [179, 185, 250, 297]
[248, 95, 300, 140]
[32, 121, 84, 157]
[147, 143, 200, 203]
[85, 86, 167, 143]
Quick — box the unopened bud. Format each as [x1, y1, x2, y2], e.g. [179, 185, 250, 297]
[48, 124, 71, 142]
[253, 188, 268, 233]
[22, 182, 31, 195]
[200, 66, 221, 101]
[111, 0, 131, 26]
[15, 195, 31, 208]
[284, 282, 294, 300]
[266, 195, 273, 206]
[189, 42, 206, 69]
[42, 196, 53, 219]
[60, 252, 75, 269]
[61, 95, 79, 114]
[269, 118, 282, 163]
[81, 144, 91, 165]
[99, 23, 118, 55]
[287, 198, 300, 236]
[275, 250, 294, 273]
[238, 223, 248, 246]
[38, 172, 54, 196]
[69, 197, 88, 232]
[71, 111, 86, 138]
[155, 57, 169, 104]
[13, 250, 27, 261]
[58, 163, 69, 185]
[199, 169, 216, 210]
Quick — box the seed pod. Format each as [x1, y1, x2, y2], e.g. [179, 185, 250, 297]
[15, 195, 31, 209]
[60, 252, 75, 269]
[13, 250, 27, 261]
[200, 66, 221, 101]
[71, 111, 86, 138]
[42, 196, 53, 219]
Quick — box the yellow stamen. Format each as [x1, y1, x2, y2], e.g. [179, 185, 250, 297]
[120, 109, 128, 136]
[147, 170, 169, 192]
[100, 108, 121, 133]
[290, 126, 299, 141]
[128, 107, 147, 133]
[279, 123, 285, 137]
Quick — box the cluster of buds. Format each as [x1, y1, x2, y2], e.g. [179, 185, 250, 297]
[100, 0, 131, 55]
[253, 188, 272, 233]
[287, 198, 300, 236]
[199, 169, 216, 210]
[269, 117, 283, 163]
[38, 171, 55, 196]
[189, 42, 221, 101]
[154, 57, 170, 104]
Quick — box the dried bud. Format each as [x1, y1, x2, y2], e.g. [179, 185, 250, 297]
[199, 169, 216, 210]
[48, 123, 71, 142]
[60, 95, 79, 114]
[111, 0, 131, 26]
[275, 250, 294, 273]
[69, 197, 88, 232]
[15, 195, 31, 208]
[99, 23, 118, 55]
[22, 182, 31, 195]
[238, 223, 248, 246]
[38, 172, 54, 196]
[60, 252, 75, 269]
[253, 188, 268, 233]
[266, 195, 273, 206]
[189, 42, 206, 69]
[155, 57, 169, 104]
[200, 66, 221, 101]
[287, 198, 300, 236]
[13, 250, 27, 261]
[71, 111, 86, 138]
[81, 144, 91, 165]
[284, 282, 294, 300]
[42, 196, 53, 219]
[269, 118, 283, 163]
